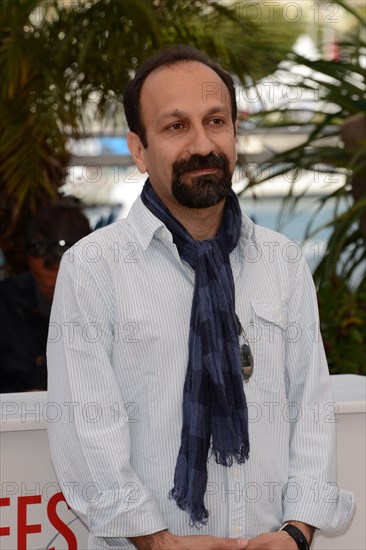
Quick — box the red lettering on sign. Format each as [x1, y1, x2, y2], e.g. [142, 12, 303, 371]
[0, 497, 11, 537]
[47, 492, 77, 550]
[18, 495, 42, 550]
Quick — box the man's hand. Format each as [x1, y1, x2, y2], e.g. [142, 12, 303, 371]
[130, 530, 248, 550]
[245, 531, 297, 549]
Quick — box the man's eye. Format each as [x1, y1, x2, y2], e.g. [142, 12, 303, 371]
[169, 122, 184, 130]
[210, 118, 224, 125]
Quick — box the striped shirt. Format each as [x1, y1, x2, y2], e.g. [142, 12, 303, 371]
[47, 196, 354, 549]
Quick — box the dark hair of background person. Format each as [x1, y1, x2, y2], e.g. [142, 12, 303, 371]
[123, 45, 237, 149]
[25, 204, 92, 268]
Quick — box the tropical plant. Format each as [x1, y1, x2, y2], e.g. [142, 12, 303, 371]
[241, 0, 366, 374]
[317, 278, 366, 375]
[1, 0, 306, 274]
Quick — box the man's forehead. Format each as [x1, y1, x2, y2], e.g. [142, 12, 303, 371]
[140, 61, 231, 112]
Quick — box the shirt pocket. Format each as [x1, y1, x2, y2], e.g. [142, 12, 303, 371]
[248, 299, 287, 395]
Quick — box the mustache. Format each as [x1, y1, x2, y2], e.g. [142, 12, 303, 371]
[173, 152, 229, 178]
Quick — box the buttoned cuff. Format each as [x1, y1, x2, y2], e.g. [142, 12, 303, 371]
[282, 477, 355, 532]
[87, 486, 168, 542]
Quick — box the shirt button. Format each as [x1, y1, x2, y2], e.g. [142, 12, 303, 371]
[232, 467, 240, 479]
[280, 311, 287, 325]
[232, 525, 242, 534]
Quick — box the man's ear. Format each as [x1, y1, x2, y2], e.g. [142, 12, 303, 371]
[127, 132, 147, 173]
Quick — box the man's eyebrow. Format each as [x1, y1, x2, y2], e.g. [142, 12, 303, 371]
[156, 105, 230, 124]
[203, 106, 230, 117]
[156, 109, 185, 123]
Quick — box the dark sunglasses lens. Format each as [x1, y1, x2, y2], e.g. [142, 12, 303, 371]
[240, 342, 254, 381]
[235, 313, 254, 382]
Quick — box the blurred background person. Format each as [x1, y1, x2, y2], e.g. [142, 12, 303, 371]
[0, 204, 91, 393]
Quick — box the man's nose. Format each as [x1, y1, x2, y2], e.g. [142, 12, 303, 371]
[187, 126, 215, 157]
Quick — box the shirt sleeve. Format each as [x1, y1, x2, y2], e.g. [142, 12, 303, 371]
[47, 249, 167, 546]
[282, 257, 355, 531]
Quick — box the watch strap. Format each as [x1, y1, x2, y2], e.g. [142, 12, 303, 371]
[279, 523, 310, 550]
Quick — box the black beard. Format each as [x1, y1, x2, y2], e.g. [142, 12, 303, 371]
[171, 152, 233, 208]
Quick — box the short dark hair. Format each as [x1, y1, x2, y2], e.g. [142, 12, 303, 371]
[123, 45, 237, 148]
[26, 205, 92, 268]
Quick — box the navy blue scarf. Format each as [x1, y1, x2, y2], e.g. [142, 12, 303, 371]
[141, 179, 249, 525]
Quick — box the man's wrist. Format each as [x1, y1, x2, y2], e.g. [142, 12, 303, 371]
[130, 529, 175, 550]
[288, 521, 315, 545]
[280, 521, 315, 548]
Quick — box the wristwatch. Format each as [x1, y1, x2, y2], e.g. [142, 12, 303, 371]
[279, 523, 310, 550]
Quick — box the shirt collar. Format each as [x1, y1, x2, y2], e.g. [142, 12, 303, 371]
[126, 192, 256, 252]
[126, 195, 169, 252]
[240, 211, 255, 242]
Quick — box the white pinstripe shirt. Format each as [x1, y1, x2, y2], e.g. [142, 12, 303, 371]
[47, 196, 354, 549]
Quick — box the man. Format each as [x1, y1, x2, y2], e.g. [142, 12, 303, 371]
[47, 46, 353, 549]
[0, 204, 91, 392]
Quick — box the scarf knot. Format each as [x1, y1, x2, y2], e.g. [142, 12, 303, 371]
[141, 179, 249, 526]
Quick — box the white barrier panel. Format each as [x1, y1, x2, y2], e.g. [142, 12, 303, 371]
[1, 375, 365, 550]
[0, 391, 89, 550]
[312, 375, 366, 549]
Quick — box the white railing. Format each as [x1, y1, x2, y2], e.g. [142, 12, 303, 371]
[1, 375, 365, 550]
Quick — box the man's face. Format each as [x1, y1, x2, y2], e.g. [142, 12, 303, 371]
[128, 61, 237, 211]
[28, 256, 59, 300]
